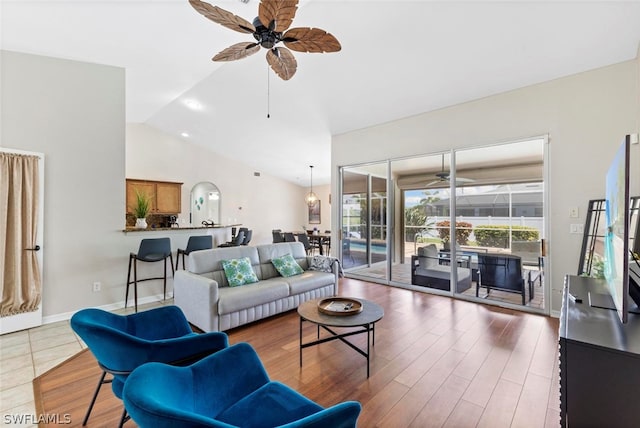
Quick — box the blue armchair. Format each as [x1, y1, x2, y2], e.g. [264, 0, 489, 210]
[70, 305, 229, 427]
[123, 342, 361, 428]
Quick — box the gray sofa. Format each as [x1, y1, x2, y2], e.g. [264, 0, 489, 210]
[174, 242, 339, 332]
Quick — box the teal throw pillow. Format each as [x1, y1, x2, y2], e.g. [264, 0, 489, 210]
[271, 253, 304, 277]
[221, 257, 259, 287]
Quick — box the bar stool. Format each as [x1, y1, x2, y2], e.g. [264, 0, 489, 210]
[175, 235, 213, 270]
[218, 230, 245, 248]
[272, 229, 284, 243]
[241, 229, 252, 245]
[126, 238, 174, 312]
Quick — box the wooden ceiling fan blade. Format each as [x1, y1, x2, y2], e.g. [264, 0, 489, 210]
[259, 0, 298, 32]
[283, 27, 341, 53]
[266, 47, 297, 80]
[189, 0, 255, 34]
[213, 42, 260, 62]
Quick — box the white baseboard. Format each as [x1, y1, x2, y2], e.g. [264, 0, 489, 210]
[42, 293, 174, 325]
[1, 308, 43, 334]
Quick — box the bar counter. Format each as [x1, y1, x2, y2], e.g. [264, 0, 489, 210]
[122, 224, 241, 233]
[122, 224, 242, 248]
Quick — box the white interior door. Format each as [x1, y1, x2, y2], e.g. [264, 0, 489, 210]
[0, 148, 45, 334]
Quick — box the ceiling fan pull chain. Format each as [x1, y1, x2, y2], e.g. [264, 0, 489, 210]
[266, 63, 270, 118]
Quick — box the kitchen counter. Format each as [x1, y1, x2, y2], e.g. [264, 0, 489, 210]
[122, 224, 241, 233]
[121, 224, 243, 249]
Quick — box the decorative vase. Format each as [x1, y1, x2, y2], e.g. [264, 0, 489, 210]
[135, 218, 147, 229]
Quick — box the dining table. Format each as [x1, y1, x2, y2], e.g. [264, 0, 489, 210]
[307, 232, 331, 255]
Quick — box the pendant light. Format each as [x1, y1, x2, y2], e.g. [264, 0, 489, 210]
[305, 165, 318, 206]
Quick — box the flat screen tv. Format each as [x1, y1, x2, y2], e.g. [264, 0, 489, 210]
[602, 135, 631, 323]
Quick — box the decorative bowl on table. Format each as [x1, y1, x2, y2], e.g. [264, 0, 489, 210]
[317, 297, 363, 316]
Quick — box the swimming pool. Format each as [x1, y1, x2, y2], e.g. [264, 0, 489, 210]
[348, 241, 387, 254]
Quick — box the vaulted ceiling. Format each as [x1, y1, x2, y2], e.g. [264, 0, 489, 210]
[3, 1, 640, 186]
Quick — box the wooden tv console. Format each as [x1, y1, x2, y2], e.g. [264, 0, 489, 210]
[559, 275, 640, 427]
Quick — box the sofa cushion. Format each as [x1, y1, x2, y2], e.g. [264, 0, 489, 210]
[286, 271, 335, 295]
[190, 246, 260, 277]
[257, 242, 308, 279]
[417, 244, 438, 269]
[271, 253, 304, 277]
[221, 257, 259, 287]
[217, 279, 290, 314]
[415, 265, 471, 281]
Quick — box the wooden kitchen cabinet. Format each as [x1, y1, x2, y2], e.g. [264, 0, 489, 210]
[126, 179, 182, 214]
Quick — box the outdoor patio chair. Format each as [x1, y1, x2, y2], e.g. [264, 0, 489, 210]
[476, 253, 527, 304]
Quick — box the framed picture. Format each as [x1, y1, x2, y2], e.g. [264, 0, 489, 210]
[308, 200, 321, 224]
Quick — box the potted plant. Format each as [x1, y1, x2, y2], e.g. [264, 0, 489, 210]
[133, 190, 152, 229]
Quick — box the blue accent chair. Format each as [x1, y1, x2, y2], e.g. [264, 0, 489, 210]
[123, 342, 362, 428]
[70, 305, 229, 427]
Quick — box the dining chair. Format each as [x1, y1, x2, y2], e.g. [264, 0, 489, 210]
[295, 233, 314, 255]
[323, 230, 332, 255]
[283, 232, 296, 242]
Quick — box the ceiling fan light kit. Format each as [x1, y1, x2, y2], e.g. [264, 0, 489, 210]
[189, 0, 341, 81]
[425, 154, 476, 187]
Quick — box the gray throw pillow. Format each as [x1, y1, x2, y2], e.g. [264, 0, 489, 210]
[309, 255, 336, 273]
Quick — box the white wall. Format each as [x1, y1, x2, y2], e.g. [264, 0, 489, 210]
[332, 59, 640, 316]
[126, 124, 308, 245]
[0, 52, 309, 322]
[1, 50, 127, 319]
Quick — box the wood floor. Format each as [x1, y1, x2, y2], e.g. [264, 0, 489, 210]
[34, 278, 560, 427]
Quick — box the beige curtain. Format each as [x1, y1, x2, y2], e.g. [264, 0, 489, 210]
[0, 153, 42, 317]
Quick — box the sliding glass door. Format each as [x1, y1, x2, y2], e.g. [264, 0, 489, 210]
[453, 140, 546, 311]
[390, 153, 452, 290]
[340, 164, 388, 281]
[338, 137, 548, 314]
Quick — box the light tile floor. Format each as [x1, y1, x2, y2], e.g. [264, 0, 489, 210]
[0, 300, 167, 427]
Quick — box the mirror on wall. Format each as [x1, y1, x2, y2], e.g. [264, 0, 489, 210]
[191, 182, 221, 226]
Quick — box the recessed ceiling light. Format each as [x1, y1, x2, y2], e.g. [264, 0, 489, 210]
[184, 99, 202, 111]
[181, 132, 190, 138]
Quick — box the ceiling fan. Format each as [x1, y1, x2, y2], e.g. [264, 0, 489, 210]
[426, 154, 475, 187]
[189, 0, 341, 80]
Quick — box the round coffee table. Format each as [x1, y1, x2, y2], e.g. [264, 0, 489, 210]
[297, 297, 384, 378]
